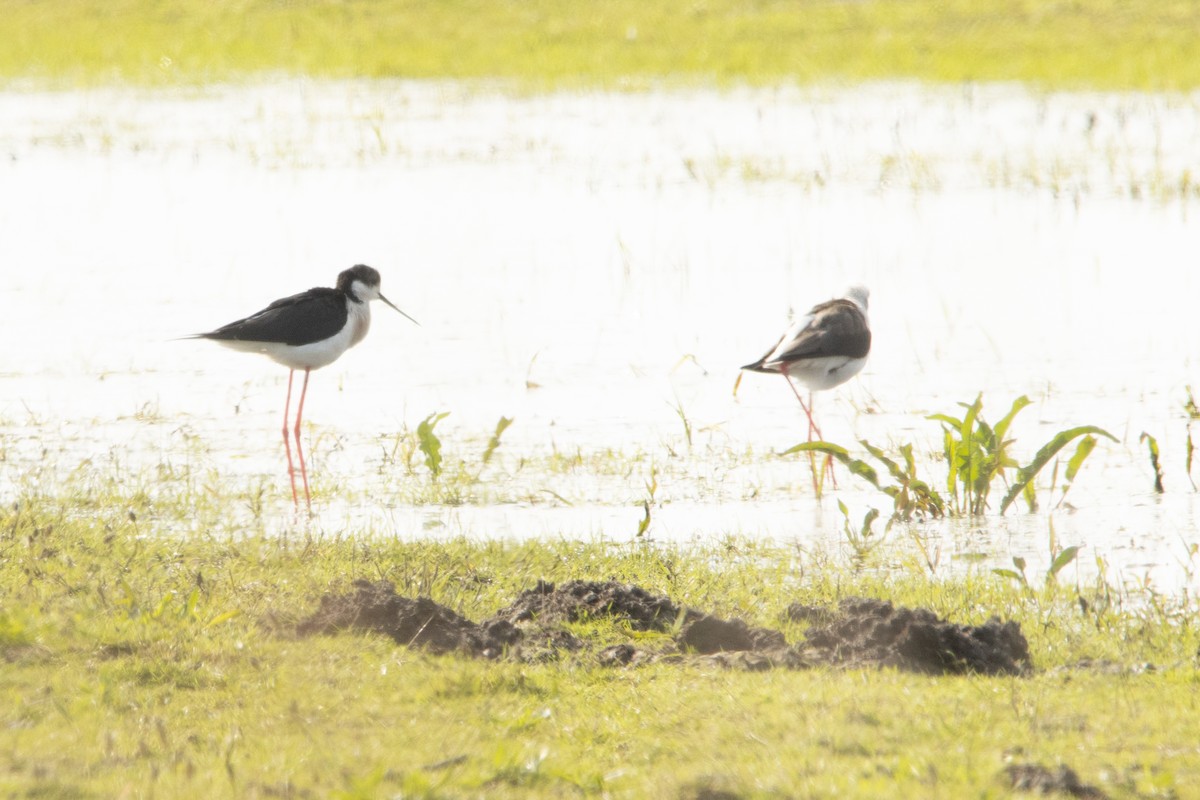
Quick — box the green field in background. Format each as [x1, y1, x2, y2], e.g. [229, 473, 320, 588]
[2, 0, 1197, 89]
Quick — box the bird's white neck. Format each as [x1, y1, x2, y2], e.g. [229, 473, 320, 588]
[347, 295, 371, 348]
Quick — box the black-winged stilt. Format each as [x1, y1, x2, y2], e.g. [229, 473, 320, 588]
[190, 264, 417, 510]
[741, 285, 871, 484]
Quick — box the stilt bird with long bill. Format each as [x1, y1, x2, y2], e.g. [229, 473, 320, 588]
[189, 264, 417, 511]
[741, 285, 871, 487]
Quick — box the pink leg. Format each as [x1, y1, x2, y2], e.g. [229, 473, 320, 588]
[781, 373, 823, 441]
[782, 372, 820, 492]
[805, 390, 838, 488]
[807, 391, 838, 488]
[292, 368, 312, 511]
[282, 370, 300, 507]
[782, 373, 836, 490]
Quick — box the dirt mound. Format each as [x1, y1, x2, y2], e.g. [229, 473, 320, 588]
[294, 580, 1030, 675]
[1004, 763, 1107, 798]
[496, 579, 694, 629]
[295, 579, 520, 659]
[793, 597, 1031, 676]
[494, 579, 785, 656]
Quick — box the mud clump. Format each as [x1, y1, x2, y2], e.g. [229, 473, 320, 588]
[794, 597, 1031, 676]
[295, 579, 520, 659]
[492, 579, 785, 656]
[1004, 763, 1108, 798]
[494, 579, 694, 631]
[294, 579, 1030, 676]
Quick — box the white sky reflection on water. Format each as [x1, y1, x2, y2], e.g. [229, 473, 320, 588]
[1, 80, 1197, 595]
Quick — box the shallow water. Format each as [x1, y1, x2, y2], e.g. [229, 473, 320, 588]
[1, 80, 1198, 596]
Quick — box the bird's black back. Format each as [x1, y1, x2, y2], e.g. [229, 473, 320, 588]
[742, 298, 871, 371]
[199, 287, 349, 346]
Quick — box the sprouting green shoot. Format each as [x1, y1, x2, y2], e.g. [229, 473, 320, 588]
[482, 416, 514, 464]
[1139, 432, 1165, 494]
[837, 499, 883, 560]
[417, 411, 450, 479]
[1185, 386, 1200, 420]
[669, 396, 694, 450]
[1187, 427, 1197, 491]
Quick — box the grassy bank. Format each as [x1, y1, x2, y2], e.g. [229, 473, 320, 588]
[1, 0, 1198, 90]
[2, 478, 1198, 798]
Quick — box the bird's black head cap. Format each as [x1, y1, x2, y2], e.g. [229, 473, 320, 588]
[337, 264, 382, 302]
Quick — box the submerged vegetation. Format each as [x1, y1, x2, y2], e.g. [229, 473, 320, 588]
[1, 0, 1199, 90]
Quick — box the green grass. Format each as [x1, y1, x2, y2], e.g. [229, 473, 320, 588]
[2, 0, 1199, 90]
[2, 477, 1199, 798]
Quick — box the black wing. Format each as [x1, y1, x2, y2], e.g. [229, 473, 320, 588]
[743, 299, 870, 371]
[198, 287, 348, 346]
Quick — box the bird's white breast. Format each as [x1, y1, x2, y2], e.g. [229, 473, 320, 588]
[786, 355, 867, 391]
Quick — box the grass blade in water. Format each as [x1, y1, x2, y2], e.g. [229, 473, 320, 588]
[482, 416, 514, 464]
[999, 425, 1118, 514]
[784, 442, 882, 489]
[1139, 432, 1165, 493]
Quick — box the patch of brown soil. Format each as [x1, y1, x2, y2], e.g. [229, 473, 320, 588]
[495, 579, 691, 630]
[294, 579, 1030, 675]
[1004, 763, 1108, 798]
[793, 597, 1031, 676]
[295, 579, 521, 659]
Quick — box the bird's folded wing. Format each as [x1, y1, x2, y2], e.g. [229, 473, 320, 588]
[202, 288, 347, 346]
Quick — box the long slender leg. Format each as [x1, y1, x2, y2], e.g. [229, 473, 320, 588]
[781, 373, 837, 491]
[292, 368, 312, 511]
[781, 373, 822, 440]
[807, 391, 838, 488]
[782, 372, 821, 492]
[282, 369, 299, 507]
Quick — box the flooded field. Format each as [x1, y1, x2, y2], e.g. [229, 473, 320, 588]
[1, 80, 1197, 596]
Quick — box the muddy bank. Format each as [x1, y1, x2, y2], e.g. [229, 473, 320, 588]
[294, 579, 1031, 675]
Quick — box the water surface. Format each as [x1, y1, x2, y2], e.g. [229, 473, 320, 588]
[1, 80, 1197, 596]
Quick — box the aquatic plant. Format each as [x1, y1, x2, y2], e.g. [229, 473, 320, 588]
[416, 411, 450, 479]
[784, 439, 944, 522]
[1140, 432, 1165, 493]
[1184, 388, 1198, 491]
[636, 468, 659, 538]
[787, 394, 1115, 520]
[379, 417, 516, 503]
[837, 500, 882, 561]
[993, 517, 1080, 590]
[482, 416, 514, 465]
[1185, 386, 1200, 420]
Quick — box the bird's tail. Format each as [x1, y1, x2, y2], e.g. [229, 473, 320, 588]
[739, 359, 776, 374]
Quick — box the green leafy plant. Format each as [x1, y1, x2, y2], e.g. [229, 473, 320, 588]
[417, 412, 450, 479]
[788, 394, 1115, 520]
[1139, 432, 1165, 493]
[1187, 427, 1197, 491]
[785, 440, 945, 522]
[930, 394, 1027, 515]
[482, 416, 514, 464]
[993, 517, 1080, 589]
[1052, 433, 1100, 509]
[998, 422, 1118, 514]
[837, 500, 882, 560]
[636, 469, 658, 538]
